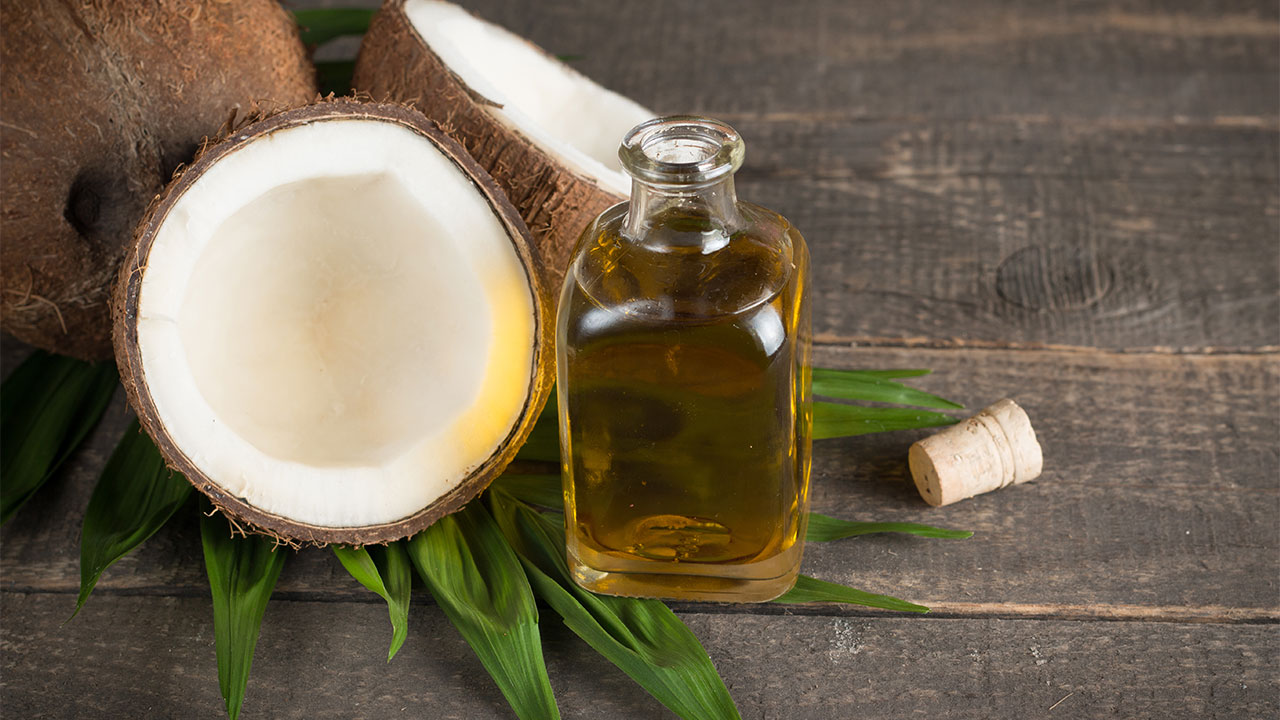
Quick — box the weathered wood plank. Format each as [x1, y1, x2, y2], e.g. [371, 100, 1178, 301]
[723, 117, 1279, 350]
[3, 0, 1277, 715]
[11, 2, 1276, 354]
[3, 344, 1276, 621]
[319, 0, 1279, 126]
[801, 345, 1279, 617]
[452, 0, 1279, 123]
[3, 592, 1275, 719]
[426, 2, 1280, 350]
[771, 179, 1274, 349]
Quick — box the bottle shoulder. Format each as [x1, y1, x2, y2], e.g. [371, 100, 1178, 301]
[565, 201, 805, 324]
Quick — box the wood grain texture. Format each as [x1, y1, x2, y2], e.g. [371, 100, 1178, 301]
[3, 345, 1275, 619]
[454, 0, 1278, 122]
[3, 0, 1278, 716]
[3, 592, 1275, 719]
[737, 119, 1278, 351]
[402, 0, 1279, 352]
[306, 0, 1280, 351]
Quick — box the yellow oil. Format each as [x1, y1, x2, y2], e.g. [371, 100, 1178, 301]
[557, 204, 811, 602]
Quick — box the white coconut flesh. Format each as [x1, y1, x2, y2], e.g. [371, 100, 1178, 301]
[405, 0, 652, 196]
[136, 118, 536, 528]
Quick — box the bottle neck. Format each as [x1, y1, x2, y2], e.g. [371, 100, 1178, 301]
[616, 116, 747, 250]
[623, 175, 743, 249]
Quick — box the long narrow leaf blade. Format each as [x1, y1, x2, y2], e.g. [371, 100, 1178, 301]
[812, 368, 962, 409]
[806, 512, 972, 541]
[74, 422, 193, 617]
[813, 402, 957, 440]
[292, 8, 374, 46]
[514, 403, 560, 462]
[492, 474, 564, 510]
[774, 575, 928, 613]
[314, 60, 356, 96]
[333, 543, 412, 661]
[1, 351, 117, 524]
[201, 508, 287, 720]
[827, 369, 931, 380]
[488, 477, 975, 543]
[519, 374, 958, 456]
[407, 504, 559, 719]
[490, 491, 741, 720]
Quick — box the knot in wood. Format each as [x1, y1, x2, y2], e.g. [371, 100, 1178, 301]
[996, 245, 1113, 312]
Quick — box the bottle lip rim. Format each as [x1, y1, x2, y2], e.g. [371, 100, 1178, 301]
[618, 115, 744, 186]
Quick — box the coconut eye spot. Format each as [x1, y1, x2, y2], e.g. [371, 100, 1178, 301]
[178, 174, 489, 467]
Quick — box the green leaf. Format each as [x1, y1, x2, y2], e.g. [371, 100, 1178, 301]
[314, 60, 356, 96]
[487, 478, 975, 541]
[292, 8, 374, 46]
[829, 369, 931, 380]
[521, 373, 960, 456]
[407, 504, 559, 719]
[492, 474, 564, 510]
[2, 351, 117, 524]
[332, 543, 412, 661]
[514, 394, 560, 462]
[201, 506, 287, 720]
[73, 421, 193, 618]
[812, 368, 962, 410]
[806, 512, 972, 542]
[489, 490, 740, 720]
[774, 575, 928, 613]
[812, 402, 957, 440]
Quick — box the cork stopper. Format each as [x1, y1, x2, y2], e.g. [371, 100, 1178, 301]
[909, 399, 1043, 507]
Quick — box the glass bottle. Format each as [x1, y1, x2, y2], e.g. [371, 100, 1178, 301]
[556, 116, 812, 602]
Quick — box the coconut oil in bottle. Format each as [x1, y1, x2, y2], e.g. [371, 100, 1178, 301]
[557, 116, 812, 602]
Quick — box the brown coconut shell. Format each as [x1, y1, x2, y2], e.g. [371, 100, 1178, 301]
[353, 0, 631, 291]
[113, 100, 555, 546]
[1, 0, 316, 360]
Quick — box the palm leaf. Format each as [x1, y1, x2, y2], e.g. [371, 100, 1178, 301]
[314, 60, 357, 96]
[201, 507, 288, 720]
[812, 402, 957, 440]
[806, 513, 972, 541]
[1, 351, 117, 524]
[491, 476, 975, 541]
[292, 8, 374, 46]
[514, 397, 560, 462]
[407, 503, 560, 719]
[774, 575, 928, 613]
[491, 474, 564, 510]
[523, 375, 960, 458]
[828, 369, 931, 379]
[74, 421, 193, 617]
[812, 368, 962, 409]
[332, 543, 412, 661]
[489, 490, 741, 720]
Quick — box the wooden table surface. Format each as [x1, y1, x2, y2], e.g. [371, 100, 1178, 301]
[3, 1, 1277, 717]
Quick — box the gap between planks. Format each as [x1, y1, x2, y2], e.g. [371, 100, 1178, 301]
[813, 335, 1280, 356]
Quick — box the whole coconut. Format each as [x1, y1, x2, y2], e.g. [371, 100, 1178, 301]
[1, 0, 316, 359]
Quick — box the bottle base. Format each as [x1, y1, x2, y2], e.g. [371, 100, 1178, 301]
[567, 547, 800, 603]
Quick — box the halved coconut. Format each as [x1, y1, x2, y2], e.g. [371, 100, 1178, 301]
[1, 0, 315, 359]
[354, 0, 654, 289]
[114, 101, 552, 545]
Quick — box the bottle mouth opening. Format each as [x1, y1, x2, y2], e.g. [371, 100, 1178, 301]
[619, 116, 745, 186]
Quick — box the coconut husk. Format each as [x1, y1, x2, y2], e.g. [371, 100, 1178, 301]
[1, 0, 316, 359]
